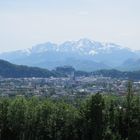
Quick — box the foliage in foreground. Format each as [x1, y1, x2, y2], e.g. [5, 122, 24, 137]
[0, 90, 140, 140]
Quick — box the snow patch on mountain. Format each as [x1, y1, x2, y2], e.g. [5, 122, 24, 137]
[89, 50, 98, 56]
[22, 39, 132, 56]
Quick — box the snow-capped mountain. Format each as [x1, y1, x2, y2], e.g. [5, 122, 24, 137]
[0, 38, 139, 71]
[28, 38, 128, 56]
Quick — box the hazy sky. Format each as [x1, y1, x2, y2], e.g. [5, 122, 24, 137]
[0, 0, 140, 52]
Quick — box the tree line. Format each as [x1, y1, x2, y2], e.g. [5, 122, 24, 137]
[0, 85, 140, 140]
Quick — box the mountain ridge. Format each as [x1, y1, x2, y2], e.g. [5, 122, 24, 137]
[1, 59, 140, 80]
[0, 38, 140, 71]
[0, 59, 60, 78]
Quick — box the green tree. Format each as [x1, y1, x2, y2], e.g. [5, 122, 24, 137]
[79, 93, 105, 140]
[7, 97, 27, 140]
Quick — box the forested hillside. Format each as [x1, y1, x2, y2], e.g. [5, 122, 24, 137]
[91, 69, 140, 80]
[0, 59, 60, 78]
[0, 84, 140, 140]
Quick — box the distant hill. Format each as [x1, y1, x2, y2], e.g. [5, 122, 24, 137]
[0, 59, 59, 78]
[1, 59, 140, 80]
[91, 69, 140, 80]
[54, 66, 140, 80]
[118, 58, 140, 71]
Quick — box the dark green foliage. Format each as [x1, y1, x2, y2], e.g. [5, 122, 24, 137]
[0, 59, 59, 78]
[92, 69, 140, 80]
[78, 93, 105, 140]
[0, 90, 140, 140]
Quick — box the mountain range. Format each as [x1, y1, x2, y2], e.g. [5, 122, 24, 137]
[0, 59, 140, 80]
[0, 38, 140, 71]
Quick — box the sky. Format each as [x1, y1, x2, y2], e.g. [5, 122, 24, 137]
[0, 0, 140, 52]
